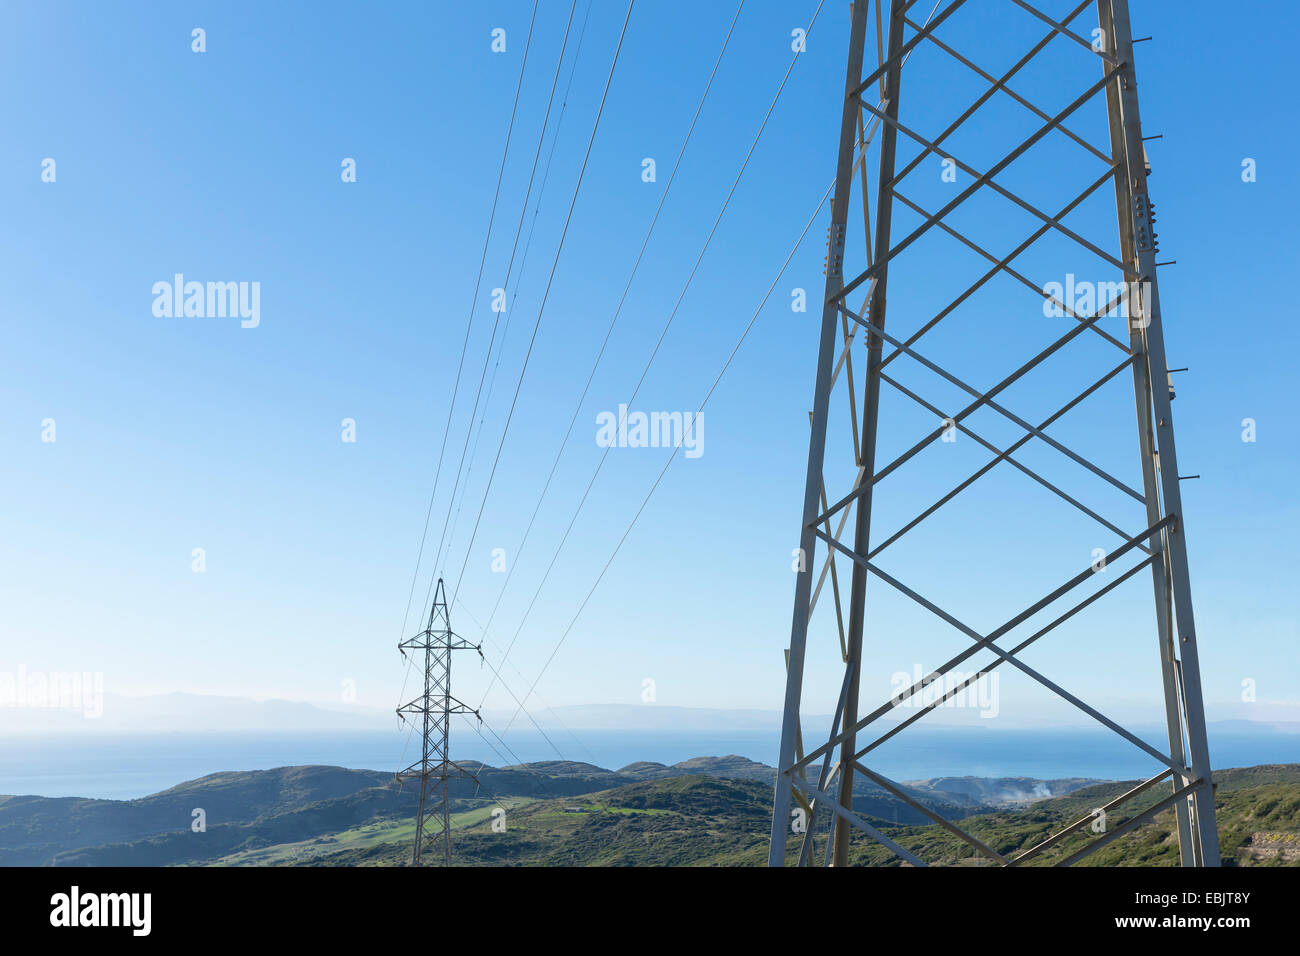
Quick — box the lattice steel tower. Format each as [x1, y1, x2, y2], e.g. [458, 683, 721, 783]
[397, 577, 482, 866]
[771, 0, 1219, 866]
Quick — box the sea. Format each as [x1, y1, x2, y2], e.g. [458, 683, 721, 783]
[1, 725, 1296, 800]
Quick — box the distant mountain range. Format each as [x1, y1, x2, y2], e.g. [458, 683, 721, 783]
[5, 691, 1299, 735]
[0, 692, 391, 734]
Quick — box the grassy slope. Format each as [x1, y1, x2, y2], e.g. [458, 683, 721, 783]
[8, 763, 1297, 867]
[841, 764, 1300, 867]
[0, 765, 392, 866]
[0, 756, 985, 865]
[310, 776, 778, 867]
[285, 766, 1300, 868]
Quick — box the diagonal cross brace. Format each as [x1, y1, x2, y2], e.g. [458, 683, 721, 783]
[900, 1, 1112, 164]
[871, 165, 1129, 380]
[857, 555, 1158, 762]
[790, 774, 928, 866]
[858, 92, 1129, 276]
[886, 0, 1102, 190]
[876, 366, 1146, 555]
[1011, 0, 1117, 64]
[816, 295, 1142, 529]
[814, 529, 1180, 772]
[795, 516, 1178, 775]
[889, 185, 1131, 355]
[834, 64, 1126, 305]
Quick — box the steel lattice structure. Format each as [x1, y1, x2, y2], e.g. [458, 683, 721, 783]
[396, 577, 482, 866]
[770, 0, 1219, 867]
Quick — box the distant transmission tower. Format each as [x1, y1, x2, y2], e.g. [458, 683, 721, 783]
[397, 578, 482, 866]
[771, 0, 1220, 866]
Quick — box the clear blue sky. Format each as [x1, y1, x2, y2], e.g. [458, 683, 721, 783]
[1, 1, 1295, 736]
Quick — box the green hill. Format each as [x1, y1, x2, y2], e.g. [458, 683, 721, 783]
[0, 754, 1000, 865]
[0, 765, 391, 866]
[4, 760, 1296, 867]
[837, 764, 1300, 867]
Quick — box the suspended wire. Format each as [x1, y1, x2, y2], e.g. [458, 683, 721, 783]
[394, 0, 544, 717]
[482, 0, 827, 710]
[446, 0, 638, 614]
[460, 712, 526, 772]
[398, 0, 928, 841]
[429, 0, 597, 631]
[476, 634, 571, 761]
[503, 178, 835, 733]
[455, 595, 597, 763]
[436, 1, 598, 598]
[498, 0, 950, 731]
[473, 0, 748, 705]
[395, 4, 594, 760]
[426, 0, 584, 596]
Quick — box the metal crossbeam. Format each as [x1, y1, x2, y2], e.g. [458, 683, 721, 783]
[791, 774, 928, 866]
[856, 556, 1159, 762]
[812, 520, 1183, 772]
[856, 81, 1131, 277]
[888, 182, 1131, 354]
[815, 293, 1138, 528]
[856, 762, 1009, 864]
[901, 4, 1112, 164]
[793, 513, 1173, 773]
[876, 368, 1145, 550]
[1010, 769, 1172, 865]
[843, 303, 1146, 501]
[835, 65, 1126, 305]
[1011, 0, 1118, 62]
[874, 165, 1128, 374]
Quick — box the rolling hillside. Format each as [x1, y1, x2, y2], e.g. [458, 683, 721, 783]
[3, 759, 1294, 866]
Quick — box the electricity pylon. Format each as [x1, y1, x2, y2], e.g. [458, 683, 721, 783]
[771, 0, 1219, 867]
[397, 577, 482, 866]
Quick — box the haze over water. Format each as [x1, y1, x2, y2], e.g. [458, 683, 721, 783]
[3, 725, 1294, 800]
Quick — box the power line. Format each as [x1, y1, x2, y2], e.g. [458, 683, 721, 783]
[455, 595, 597, 764]
[473, 0, 748, 706]
[495, 0, 947, 736]
[396, 2, 590, 741]
[429, 2, 597, 608]
[481, 0, 827, 713]
[426, 0, 584, 595]
[472, 626, 571, 762]
[446, 0, 638, 613]
[502, 178, 834, 734]
[459, 713, 524, 773]
[395, 0, 544, 715]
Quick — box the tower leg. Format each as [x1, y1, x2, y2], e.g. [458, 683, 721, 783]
[832, 0, 906, 868]
[770, 0, 872, 868]
[1100, 0, 1220, 866]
